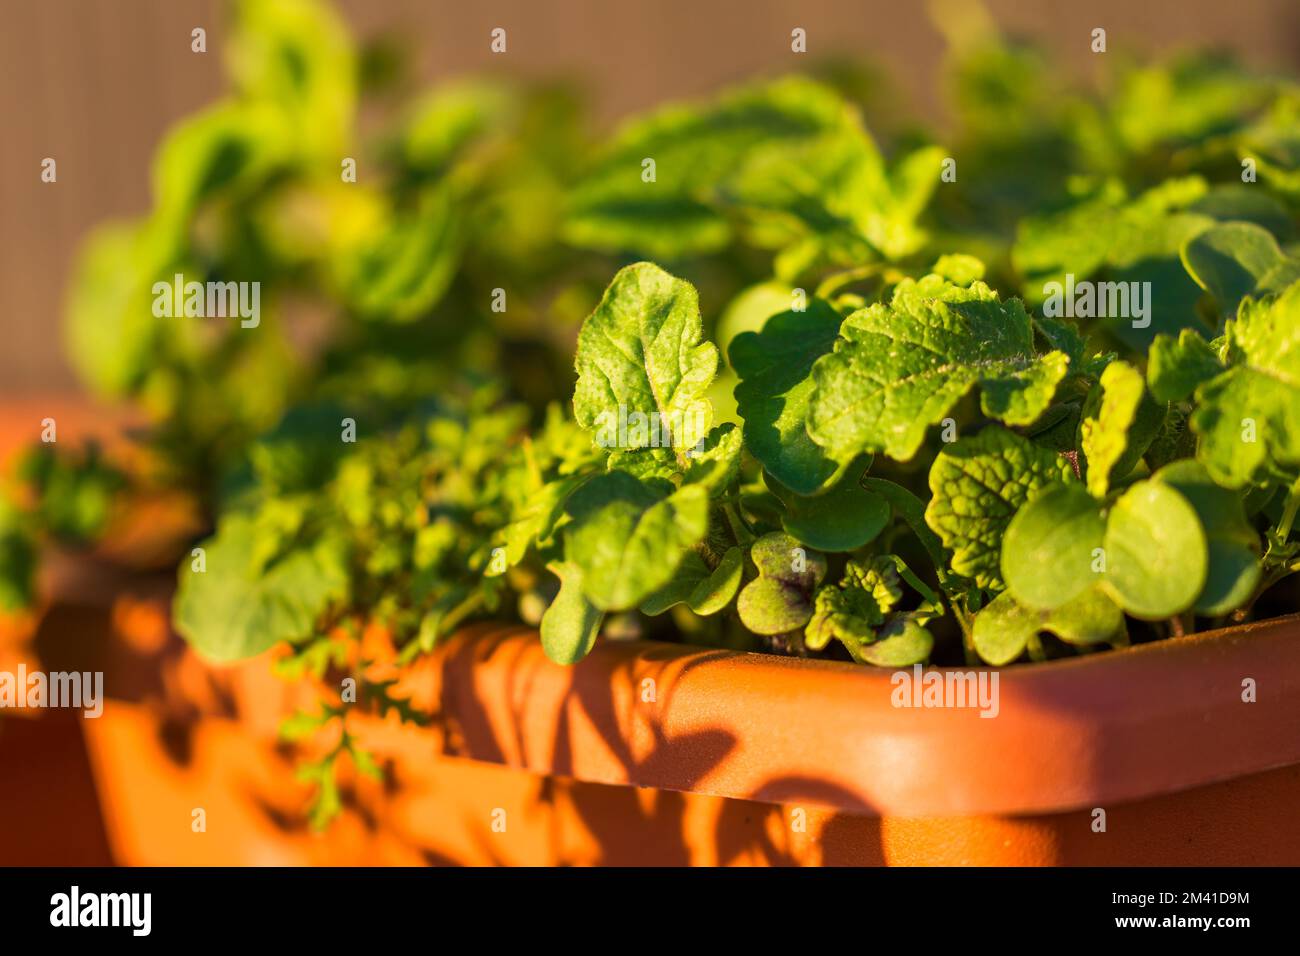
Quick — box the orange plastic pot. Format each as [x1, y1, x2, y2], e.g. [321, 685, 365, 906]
[77, 609, 1300, 865]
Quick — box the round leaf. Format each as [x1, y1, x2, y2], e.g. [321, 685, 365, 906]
[1102, 480, 1207, 619]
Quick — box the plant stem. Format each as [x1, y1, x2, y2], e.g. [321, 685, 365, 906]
[1276, 476, 1300, 544]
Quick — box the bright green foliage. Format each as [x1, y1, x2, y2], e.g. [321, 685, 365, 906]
[540, 562, 603, 664]
[10, 7, 1300, 835]
[1181, 221, 1300, 316]
[925, 426, 1076, 590]
[1078, 360, 1165, 497]
[973, 588, 1125, 666]
[1002, 483, 1108, 610]
[1152, 461, 1261, 615]
[736, 532, 827, 635]
[561, 473, 710, 611]
[808, 275, 1069, 463]
[1147, 329, 1223, 403]
[574, 262, 718, 463]
[1102, 480, 1208, 619]
[731, 298, 843, 493]
[1190, 282, 1300, 486]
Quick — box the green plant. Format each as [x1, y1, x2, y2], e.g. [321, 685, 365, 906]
[8, 0, 1300, 825]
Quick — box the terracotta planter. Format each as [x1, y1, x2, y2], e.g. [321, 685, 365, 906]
[75, 606, 1300, 865]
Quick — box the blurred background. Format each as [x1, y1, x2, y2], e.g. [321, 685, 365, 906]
[4, 0, 1300, 394]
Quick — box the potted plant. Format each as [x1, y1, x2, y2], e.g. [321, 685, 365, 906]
[7, 0, 1300, 865]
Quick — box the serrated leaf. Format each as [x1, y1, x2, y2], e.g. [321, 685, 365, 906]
[1191, 282, 1300, 486]
[562, 471, 709, 611]
[1101, 480, 1207, 619]
[1002, 483, 1107, 611]
[730, 299, 843, 493]
[804, 556, 900, 651]
[574, 263, 717, 463]
[1147, 328, 1223, 403]
[808, 274, 1068, 463]
[174, 514, 349, 662]
[925, 426, 1076, 590]
[682, 424, 742, 494]
[1078, 360, 1165, 497]
[540, 562, 603, 664]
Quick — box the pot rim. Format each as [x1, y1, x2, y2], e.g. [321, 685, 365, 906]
[393, 613, 1300, 817]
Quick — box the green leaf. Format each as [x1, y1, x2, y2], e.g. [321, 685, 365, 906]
[564, 77, 856, 259]
[859, 618, 934, 667]
[765, 462, 888, 552]
[1101, 480, 1207, 619]
[174, 514, 349, 662]
[0, 505, 36, 613]
[574, 263, 718, 462]
[1078, 360, 1165, 497]
[334, 186, 461, 322]
[640, 546, 744, 616]
[730, 298, 843, 493]
[804, 556, 901, 651]
[682, 424, 743, 495]
[1013, 177, 1215, 348]
[860, 477, 950, 581]
[227, 0, 356, 157]
[808, 274, 1069, 463]
[1002, 483, 1107, 611]
[1191, 282, 1300, 486]
[972, 588, 1124, 666]
[500, 474, 590, 568]
[1147, 328, 1223, 403]
[736, 532, 827, 635]
[1181, 221, 1300, 315]
[1152, 461, 1261, 615]
[540, 562, 603, 664]
[932, 254, 986, 286]
[925, 426, 1076, 590]
[562, 471, 710, 611]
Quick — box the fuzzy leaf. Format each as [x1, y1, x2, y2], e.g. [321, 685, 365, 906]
[736, 532, 827, 634]
[562, 471, 710, 611]
[808, 275, 1068, 463]
[858, 618, 934, 666]
[925, 426, 1076, 590]
[574, 263, 717, 462]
